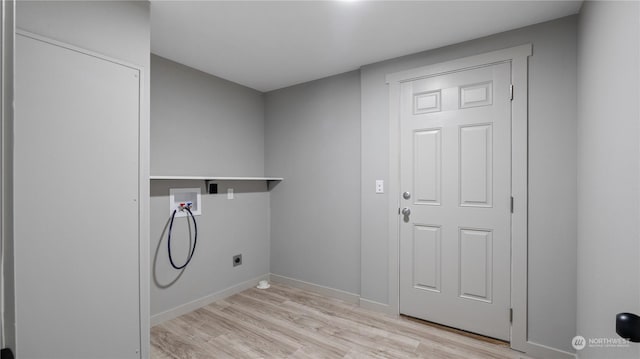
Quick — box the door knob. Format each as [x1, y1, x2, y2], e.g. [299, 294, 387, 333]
[401, 208, 411, 216]
[403, 191, 411, 200]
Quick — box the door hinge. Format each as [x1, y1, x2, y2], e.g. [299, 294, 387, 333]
[510, 308, 513, 323]
[509, 84, 514, 101]
[510, 196, 514, 213]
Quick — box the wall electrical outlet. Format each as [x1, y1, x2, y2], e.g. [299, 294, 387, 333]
[227, 188, 234, 200]
[375, 180, 384, 194]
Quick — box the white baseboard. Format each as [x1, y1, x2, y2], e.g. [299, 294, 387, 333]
[520, 341, 576, 359]
[269, 273, 360, 304]
[359, 297, 395, 316]
[268, 274, 395, 317]
[150, 273, 270, 326]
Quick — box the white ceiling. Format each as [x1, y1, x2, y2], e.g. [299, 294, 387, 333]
[151, 1, 582, 92]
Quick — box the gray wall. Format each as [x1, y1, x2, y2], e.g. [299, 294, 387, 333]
[577, 2, 640, 358]
[360, 16, 578, 352]
[150, 180, 270, 316]
[1, 0, 15, 352]
[265, 71, 361, 294]
[151, 55, 264, 176]
[17, 1, 150, 70]
[150, 55, 270, 317]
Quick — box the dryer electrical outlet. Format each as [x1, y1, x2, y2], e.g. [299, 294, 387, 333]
[169, 188, 202, 217]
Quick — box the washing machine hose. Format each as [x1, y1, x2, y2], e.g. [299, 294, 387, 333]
[167, 207, 198, 269]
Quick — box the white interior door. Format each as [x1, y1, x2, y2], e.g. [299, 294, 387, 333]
[399, 62, 512, 341]
[15, 34, 141, 358]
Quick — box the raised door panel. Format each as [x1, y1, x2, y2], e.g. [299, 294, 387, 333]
[459, 124, 493, 207]
[413, 225, 441, 292]
[414, 129, 442, 205]
[459, 228, 493, 302]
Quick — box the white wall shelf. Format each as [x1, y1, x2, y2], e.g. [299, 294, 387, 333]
[150, 175, 283, 181]
[150, 176, 283, 189]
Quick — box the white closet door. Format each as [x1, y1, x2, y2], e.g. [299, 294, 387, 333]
[15, 33, 141, 358]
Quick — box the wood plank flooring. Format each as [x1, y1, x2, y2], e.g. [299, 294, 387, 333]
[151, 283, 532, 359]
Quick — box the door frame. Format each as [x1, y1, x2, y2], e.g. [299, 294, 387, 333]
[386, 44, 531, 352]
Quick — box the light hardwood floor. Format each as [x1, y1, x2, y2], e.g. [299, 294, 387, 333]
[151, 283, 532, 358]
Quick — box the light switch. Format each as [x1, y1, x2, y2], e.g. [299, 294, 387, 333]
[376, 180, 384, 194]
[227, 188, 234, 200]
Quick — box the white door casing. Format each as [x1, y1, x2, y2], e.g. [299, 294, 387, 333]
[387, 44, 532, 352]
[398, 62, 511, 340]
